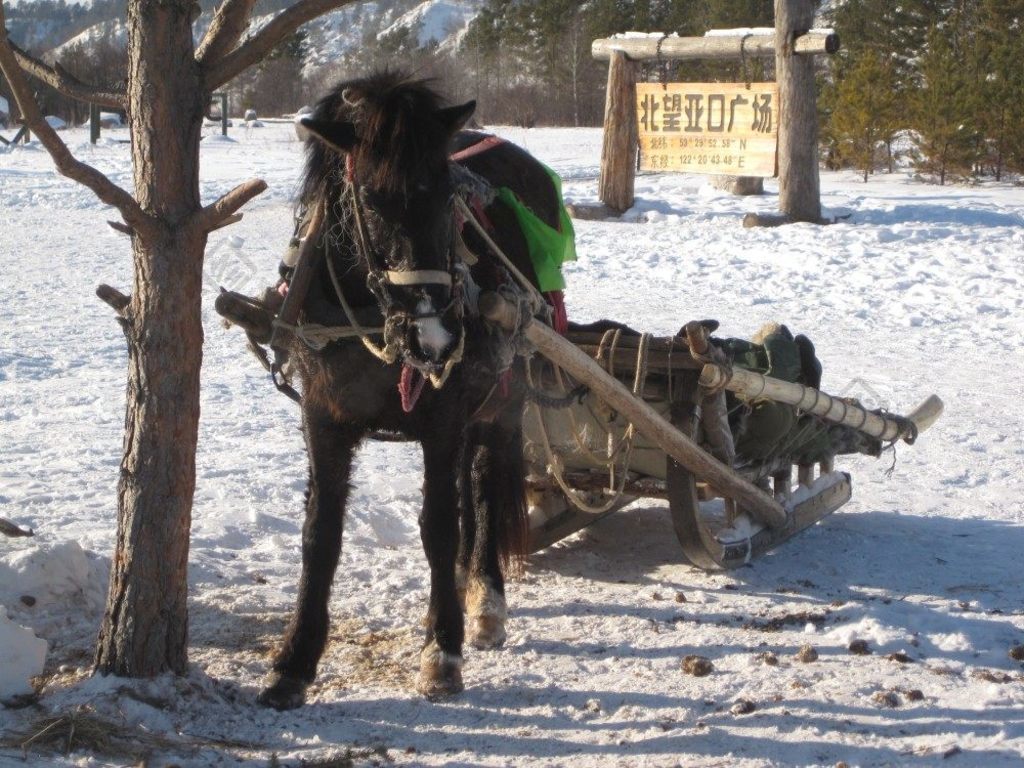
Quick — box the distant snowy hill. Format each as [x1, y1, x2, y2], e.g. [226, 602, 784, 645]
[42, 0, 482, 72]
[17, 0, 834, 75]
[379, 0, 483, 49]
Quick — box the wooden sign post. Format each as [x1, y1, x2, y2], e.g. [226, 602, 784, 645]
[594, 0, 836, 224]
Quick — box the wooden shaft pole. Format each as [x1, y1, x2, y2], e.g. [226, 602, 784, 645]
[775, 0, 822, 222]
[598, 50, 638, 213]
[480, 293, 788, 529]
[592, 32, 838, 61]
[269, 204, 325, 351]
[699, 364, 943, 443]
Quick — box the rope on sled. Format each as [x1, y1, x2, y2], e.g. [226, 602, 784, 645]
[529, 331, 652, 515]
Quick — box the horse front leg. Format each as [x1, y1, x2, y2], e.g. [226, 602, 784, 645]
[417, 431, 465, 699]
[258, 414, 358, 710]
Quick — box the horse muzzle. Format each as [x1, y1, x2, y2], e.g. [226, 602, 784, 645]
[383, 293, 462, 377]
[409, 298, 452, 362]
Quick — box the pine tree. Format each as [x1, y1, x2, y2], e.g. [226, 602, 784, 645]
[972, 0, 1024, 178]
[914, 22, 980, 184]
[830, 49, 902, 181]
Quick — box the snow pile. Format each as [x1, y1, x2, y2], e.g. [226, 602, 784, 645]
[0, 540, 108, 612]
[704, 27, 834, 38]
[0, 606, 47, 701]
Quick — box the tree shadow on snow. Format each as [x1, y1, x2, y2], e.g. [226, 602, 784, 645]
[852, 202, 1023, 229]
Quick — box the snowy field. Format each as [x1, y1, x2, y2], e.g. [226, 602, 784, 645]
[1, 120, 1023, 767]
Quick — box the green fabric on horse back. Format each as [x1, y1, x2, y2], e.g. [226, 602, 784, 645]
[494, 165, 576, 292]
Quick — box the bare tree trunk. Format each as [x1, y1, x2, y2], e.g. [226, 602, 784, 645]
[95, 0, 207, 677]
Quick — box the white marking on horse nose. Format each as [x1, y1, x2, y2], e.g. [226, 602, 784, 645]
[415, 298, 453, 361]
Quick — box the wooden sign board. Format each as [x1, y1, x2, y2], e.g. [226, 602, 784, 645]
[636, 82, 779, 177]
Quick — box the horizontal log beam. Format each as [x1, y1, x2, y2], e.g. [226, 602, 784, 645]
[699, 364, 943, 443]
[592, 31, 838, 62]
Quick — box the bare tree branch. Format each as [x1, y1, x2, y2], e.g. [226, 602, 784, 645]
[107, 220, 135, 236]
[97, 284, 131, 315]
[203, 0, 355, 90]
[0, 5, 153, 237]
[11, 41, 125, 109]
[193, 178, 267, 232]
[210, 212, 244, 232]
[196, 0, 257, 67]
[96, 284, 132, 337]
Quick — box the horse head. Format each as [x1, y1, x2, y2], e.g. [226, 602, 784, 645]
[299, 73, 476, 380]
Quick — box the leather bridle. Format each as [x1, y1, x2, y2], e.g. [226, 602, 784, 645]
[338, 169, 466, 383]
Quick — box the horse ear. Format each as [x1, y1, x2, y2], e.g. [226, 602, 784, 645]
[436, 101, 476, 134]
[300, 118, 358, 153]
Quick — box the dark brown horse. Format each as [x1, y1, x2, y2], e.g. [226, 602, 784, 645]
[257, 72, 565, 709]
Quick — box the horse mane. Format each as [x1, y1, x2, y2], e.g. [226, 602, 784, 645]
[300, 71, 452, 205]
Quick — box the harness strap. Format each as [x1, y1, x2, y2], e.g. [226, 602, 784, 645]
[384, 269, 453, 287]
[454, 195, 546, 314]
[449, 134, 505, 163]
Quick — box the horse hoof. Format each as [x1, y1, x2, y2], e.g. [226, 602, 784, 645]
[417, 641, 464, 700]
[468, 614, 507, 650]
[465, 578, 508, 650]
[257, 672, 308, 710]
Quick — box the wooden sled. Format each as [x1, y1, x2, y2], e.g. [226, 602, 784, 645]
[479, 293, 943, 571]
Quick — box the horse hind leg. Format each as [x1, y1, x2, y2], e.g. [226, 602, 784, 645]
[464, 572, 508, 650]
[417, 431, 466, 699]
[463, 421, 528, 650]
[258, 415, 358, 710]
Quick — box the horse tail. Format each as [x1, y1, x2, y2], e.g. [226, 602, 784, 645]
[465, 417, 530, 575]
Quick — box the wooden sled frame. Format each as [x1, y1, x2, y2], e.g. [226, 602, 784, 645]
[522, 360, 858, 570]
[480, 292, 943, 571]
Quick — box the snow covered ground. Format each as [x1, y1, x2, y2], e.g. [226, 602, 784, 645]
[1, 121, 1023, 767]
